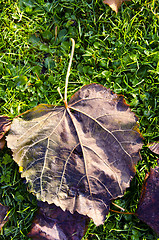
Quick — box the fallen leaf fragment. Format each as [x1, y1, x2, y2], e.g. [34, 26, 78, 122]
[148, 142, 159, 155]
[103, 0, 131, 13]
[136, 165, 159, 235]
[28, 201, 89, 240]
[7, 84, 143, 225]
[0, 116, 11, 150]
[0, 137, 6, 150]
[0, 203, 9, 231]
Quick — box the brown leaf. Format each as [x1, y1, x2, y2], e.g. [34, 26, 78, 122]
[136, 165, 159, 235]
[28, 201, 89, 240]
[0, 137, 6, 150]
[103, 0, 131, 13]
[7, 84, 143, 225]
[0, 203, 9, 231]
[148, 142, 159, 155]
[0, 116, 11, 150]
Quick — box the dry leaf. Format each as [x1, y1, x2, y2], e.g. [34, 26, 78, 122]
[7, 84, 143, 225]
[0, 116, 11, 150]
[148, 142, 159, 155]
[136, 165, 159, 235]
[28, 201, 89, 240]
[0, 203, 9, 231]
[103, 0, 131, 13]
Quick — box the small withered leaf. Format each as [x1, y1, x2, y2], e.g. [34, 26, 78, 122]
[7, 84, 143, 225]
[0, 203, 9, 231]
[136, 165, 159, 235]
[0, 116, 11, 150]
[148, 142, 159, 155]
[103, 0, 131, 13]
[28, 201, 89, 240]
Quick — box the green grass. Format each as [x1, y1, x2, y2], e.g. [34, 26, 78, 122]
[0, 0, 159, 239]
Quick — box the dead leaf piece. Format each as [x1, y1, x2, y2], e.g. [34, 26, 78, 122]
[7, 84, 143, 225]
[148, 142, 159, 155]
[0, 137, 6, 150]
[103, 0, 131, 13]
[28, 201, 89, 240]
[0, 116, 11, 150]
[0, 203, 9, 231]
[136, 166, 159, 235]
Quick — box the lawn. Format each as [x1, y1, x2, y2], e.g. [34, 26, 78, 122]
[0, 0, 159, 239]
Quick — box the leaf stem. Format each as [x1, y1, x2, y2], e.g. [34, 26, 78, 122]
[110, 209, 135, 215]
[112, 202, 125, 211]
[110, 202, 135, 215]
[64, 38, 75, 108]
[57, 87, 63, 100]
